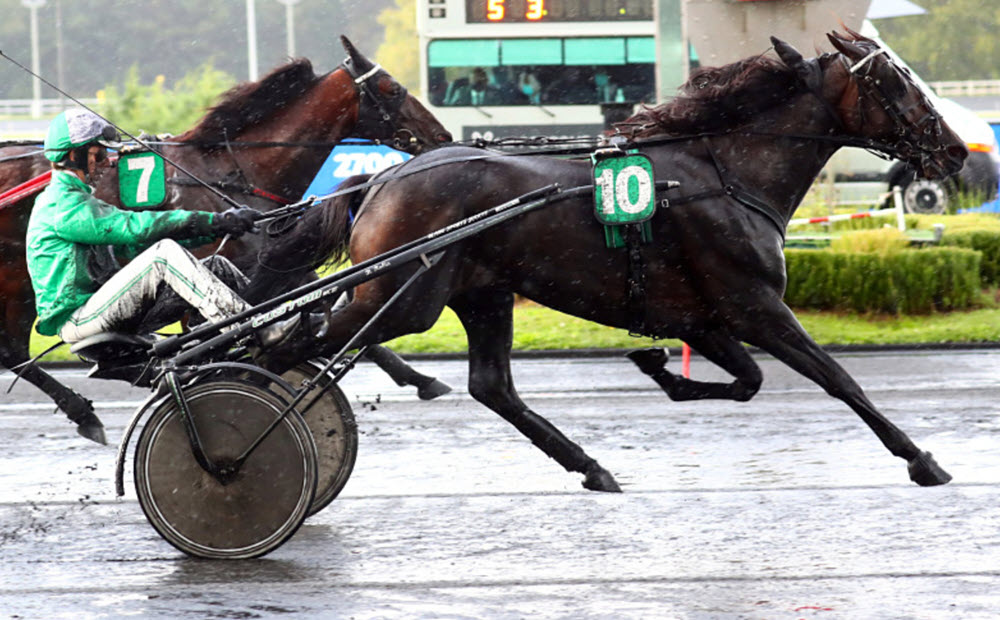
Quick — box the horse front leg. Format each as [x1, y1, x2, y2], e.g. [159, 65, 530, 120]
[450, 290, 621, 493]
[627, 330, 762, 402]
[740, 301, 951, 487]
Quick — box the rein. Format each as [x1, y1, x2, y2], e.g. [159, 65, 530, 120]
[167, 174, 294, 205]
[0, 149, 46, 164]
[257, 121, 891, 239]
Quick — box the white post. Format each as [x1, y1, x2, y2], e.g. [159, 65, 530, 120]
[55, 0, 65, 111]
[22, 0, 47, 118]
[276, 0, 301, 58]
[246, 0, 259, 80]
[892, 185, 906, 231]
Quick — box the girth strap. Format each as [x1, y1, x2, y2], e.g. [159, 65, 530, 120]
[624, 225, 647, 336]
[700, 137, 787, 242]
[723, 184, 787, 242]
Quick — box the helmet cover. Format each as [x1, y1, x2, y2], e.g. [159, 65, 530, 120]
[44, 109, 120, 162]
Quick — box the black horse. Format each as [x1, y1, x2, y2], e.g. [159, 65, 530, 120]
[249, 31, 966, 491]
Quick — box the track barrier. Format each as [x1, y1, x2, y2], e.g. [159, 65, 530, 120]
[788, 185, 906, 232]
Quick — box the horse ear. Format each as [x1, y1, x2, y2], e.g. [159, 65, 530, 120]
[771, 36, 805, 69]
[842, 24, 869, 43]
[340, 35, 376, 74]
[827, 31, 866, 60]
[772, 36, 822, 90]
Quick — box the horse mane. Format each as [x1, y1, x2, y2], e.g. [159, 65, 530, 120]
[615, 54, 801, 138]
[179, 59, 322, 146]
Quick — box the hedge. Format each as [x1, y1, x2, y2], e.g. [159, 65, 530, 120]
[784, 247, 982, 313]
[940, 230, 1000, 286]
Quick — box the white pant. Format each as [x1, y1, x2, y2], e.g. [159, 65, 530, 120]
[59, 239, 250, 343]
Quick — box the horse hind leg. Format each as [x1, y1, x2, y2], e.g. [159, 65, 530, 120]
[327, 292, 451, 400]
[0, 291, 104, 443]
[627, 331, 762, 402]
[0, 346, 105, 444]
[451, 290, 620, 493]
[363, 345, 452, 400]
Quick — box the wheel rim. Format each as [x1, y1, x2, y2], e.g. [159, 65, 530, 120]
[282, 362, 358, 516]
[134, 381, 316, 559]
[903, 179, 948, 214]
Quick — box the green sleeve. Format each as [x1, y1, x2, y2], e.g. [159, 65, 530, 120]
[55, 194, 215, 247]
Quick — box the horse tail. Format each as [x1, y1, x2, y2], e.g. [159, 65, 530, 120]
[242, 174, 371, 303]
[311, 173, 372, 269]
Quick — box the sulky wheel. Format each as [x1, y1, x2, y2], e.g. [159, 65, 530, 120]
[281, 361, 358, 516]
[134, 380, 317, 559]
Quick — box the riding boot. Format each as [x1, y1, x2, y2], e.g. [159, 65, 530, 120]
[254, 311, 328, 350]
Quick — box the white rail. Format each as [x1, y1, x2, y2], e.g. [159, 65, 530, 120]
[789, 186, 906, 231]
[0, 98, 98, 117]
[929, 80, 1000, 98]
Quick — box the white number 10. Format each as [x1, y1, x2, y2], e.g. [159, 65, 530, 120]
[596, 166, 652, 215]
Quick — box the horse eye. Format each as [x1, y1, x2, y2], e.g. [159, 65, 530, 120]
[383, 80, 401, 97]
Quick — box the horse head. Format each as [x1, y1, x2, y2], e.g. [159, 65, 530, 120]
[340, 36, 452, 153]
[778, 31, 966, 181]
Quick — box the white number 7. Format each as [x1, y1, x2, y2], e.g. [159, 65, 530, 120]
[127, 156, 156, 203]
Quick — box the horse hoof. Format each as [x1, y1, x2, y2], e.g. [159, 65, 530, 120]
[582, 465, 622, 493]
[626, 348, 668, 376]
[417, 378, 452, 401]
[908, 451, 952, 486]
[76, 413, 107, 446]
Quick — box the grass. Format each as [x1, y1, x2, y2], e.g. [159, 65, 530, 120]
[30, 300, 1000, 364]
[385, 302, 1000, 353]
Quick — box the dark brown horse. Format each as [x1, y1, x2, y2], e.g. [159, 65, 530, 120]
[0, 36, 451, 438]
[250, 31, 967, 492]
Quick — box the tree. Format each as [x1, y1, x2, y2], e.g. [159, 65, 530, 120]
[876, 0, 1000, 81]
[375, 0, 420, 94]
[99, 63, 235, 135]
[0, 0, 395, 101]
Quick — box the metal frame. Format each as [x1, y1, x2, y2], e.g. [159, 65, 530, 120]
[113, 181, 588, 494]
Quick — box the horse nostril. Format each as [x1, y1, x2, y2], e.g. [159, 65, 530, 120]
[437, 132, 453, 143]
[947, 145, 968, 163]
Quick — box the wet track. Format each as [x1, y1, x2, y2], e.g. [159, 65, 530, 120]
[2, 349, 1000, 618]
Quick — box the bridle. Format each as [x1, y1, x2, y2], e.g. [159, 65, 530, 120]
[341, 56, 416, 152]
[839, 45, 946, 165]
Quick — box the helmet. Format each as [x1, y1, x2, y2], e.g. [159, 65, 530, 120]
[44, 109, 121, 163]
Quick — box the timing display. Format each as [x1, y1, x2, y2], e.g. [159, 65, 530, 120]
[465, 0, 653, 23]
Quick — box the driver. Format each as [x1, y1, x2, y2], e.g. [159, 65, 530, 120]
[26, 109, 291, 443]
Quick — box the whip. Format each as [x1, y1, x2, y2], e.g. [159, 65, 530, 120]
[0, 49, 244, 210]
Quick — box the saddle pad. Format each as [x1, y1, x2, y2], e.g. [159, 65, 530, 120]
[118, 151, 166, 208]
[592, 152, 656, 226]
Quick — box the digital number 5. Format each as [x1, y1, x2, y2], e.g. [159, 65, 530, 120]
[487, 0, 504, 20]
